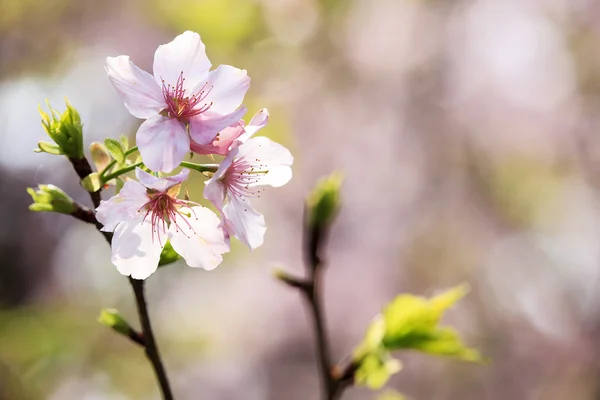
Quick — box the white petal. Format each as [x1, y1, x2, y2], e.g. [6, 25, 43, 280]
[111, 219, 164, 280]
[153, 31, 211, 91]
[188, 106, 247, 145]
[237, 137, 293, 187]
[137, 115, 190, 173]
[203, 65, 251, 115]
[234, 108, 269, 145]
[203, 175, 227, 210]
[96, 180, 148, 232]
[105, 56, 165, 119]
[135, 168, 190, 192]
[169, 206, 230, 270]
[222, 196, 266, 251]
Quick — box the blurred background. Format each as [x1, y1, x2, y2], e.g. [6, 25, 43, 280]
[2, 0, 600, 398]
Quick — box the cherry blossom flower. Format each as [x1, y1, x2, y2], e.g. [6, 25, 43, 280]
[106, 31, 250, 172]
[190, 108, 269, 156]
[96, 168, 230, 279]
[204, 118, 293, 250]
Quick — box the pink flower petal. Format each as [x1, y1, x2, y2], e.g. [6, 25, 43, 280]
[222, 196, 266, 251]
[136, 115, 190, 173]
[96, 180, 148, 232]
[169, 206, 230, 270]
[135, 168, 190, 192]
[111, 218, 164, 280]
[190, 122, 245, 156]
[233, 108, 269, 146]
[153, 31, 211, 92]
[106, 56, 165, 119]
[238, 137, 293, 187]
[188, 106, 247, 145]
[202, 65, 251, 115]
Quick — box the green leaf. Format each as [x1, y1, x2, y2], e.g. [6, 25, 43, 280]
[35, 140, 64, 155]
[352, 285, 485, 390]
[380, 285, 483, 362]
[354, 350, 401, 389]
[159, 240, 181, 267]
[81, 172, 103, 192]
[38, 100, 84, 159]
[353, 315, 385, 360]
[104, 138, 125, 165]
[120, 134, 129, 151]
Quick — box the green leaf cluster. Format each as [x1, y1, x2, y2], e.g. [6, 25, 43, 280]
[27, 184, 75, 214]
[353, 285, 484, 389]
[36, 100, 84, 159]
[84, 136, 134, 193]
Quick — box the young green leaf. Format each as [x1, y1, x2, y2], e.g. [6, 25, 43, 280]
[104, 138, 125, 165]
[380, 285, 483, 362]
[120, 134, 129, 151]
[352, 285, 485, 390]
[354, 350, 401, 389]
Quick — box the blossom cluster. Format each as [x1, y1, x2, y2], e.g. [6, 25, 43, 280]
[97, 31, 293, 279]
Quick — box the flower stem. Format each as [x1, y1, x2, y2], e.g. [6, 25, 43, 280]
[129, 278, 174, 400]
[100, 146, 139, 178]
[102, 162, 143, 183]
[179, 161, 219, 174]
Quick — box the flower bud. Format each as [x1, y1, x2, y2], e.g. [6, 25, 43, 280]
[27, 184, 76, 214]
[38, 99, 84, 159]
[89, 142, 112, 173]
[306, 172, 343, 230]
[97, 308, 132, 337]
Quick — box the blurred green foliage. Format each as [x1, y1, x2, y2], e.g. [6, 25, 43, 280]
[353, 285, 484, 389]
[149, 0, 262, 51]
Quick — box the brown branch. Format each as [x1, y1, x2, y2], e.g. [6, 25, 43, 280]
[68, 156, 101, 209]
[67, 155, 173, 399]
[130, 278, 173, 400]
[279, 207, 354, 400]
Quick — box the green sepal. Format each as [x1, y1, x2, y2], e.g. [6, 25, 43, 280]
[159, 240, 181, 267]
[81, 172, 103, 192]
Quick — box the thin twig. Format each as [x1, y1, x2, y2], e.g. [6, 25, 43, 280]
[130, 278, 174, 400]
[279, 207, 354, 399]
[69, 155, 173, 399]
